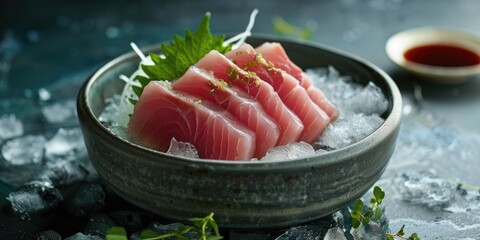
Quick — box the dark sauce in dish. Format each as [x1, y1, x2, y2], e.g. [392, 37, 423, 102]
[404, 44, 480, 67]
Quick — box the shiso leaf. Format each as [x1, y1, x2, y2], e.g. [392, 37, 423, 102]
[134, 12, 233, 102]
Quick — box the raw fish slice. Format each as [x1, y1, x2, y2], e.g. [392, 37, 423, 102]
[196, 50, 303, 146]
[255, 42, 304, 82]
[256, 42, 339, 120]
[301, 73, 339, 120]
[128, 81, 255, 160]
[172, 66, 280, 158]
[226, 44, 330, 143]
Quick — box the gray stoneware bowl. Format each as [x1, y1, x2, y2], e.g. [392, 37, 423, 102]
[77, 35, 402, 229]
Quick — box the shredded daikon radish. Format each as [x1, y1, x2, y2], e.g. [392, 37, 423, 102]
[226, 8, 258, 49]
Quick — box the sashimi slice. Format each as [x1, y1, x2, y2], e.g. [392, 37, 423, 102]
[255, 42, 339, 120]
[195, 50, 303, 146]
[255, 42, 304, 82]
[128, 81, 256, 161]
[171, 66, 280, 158]
[301, 73, 339, 120]
[226, 44, 330, 143]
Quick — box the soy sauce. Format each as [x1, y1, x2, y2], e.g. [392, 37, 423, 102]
[404, 44, 480, 67]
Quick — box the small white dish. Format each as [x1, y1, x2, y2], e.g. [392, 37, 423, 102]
[386, 27, 480, 84]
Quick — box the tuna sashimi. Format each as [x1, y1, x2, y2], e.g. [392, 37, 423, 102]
[226, 44, 330, 143]
[301, 73, 339, 120]
[195, 50, 303, 146]
[128, 81, 256, 160]
[171, 66, 280, 158]
[255, 42, 304, 82]
[255, 42, 339, 120]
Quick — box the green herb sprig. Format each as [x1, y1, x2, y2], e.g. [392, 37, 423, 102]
[350, 186, 421, 240]
[131, 12, 232, 104]
[106, 212, 222, 240]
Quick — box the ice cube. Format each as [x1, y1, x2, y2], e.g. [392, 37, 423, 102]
[317, 113, 384, 149]
[1, 135, 46, 165]
[6, 181, 63, 216]
[166, 138, 199, 158]
[275, 225, 322, 240]
[36, 160, 89, 187]
[44, 128, 85, 162]
[392, 170, 456, 210]
[41, 99, 76, 123]
[323, 227, 347, 240]
[64, 232, 102, 240]
[350, 221, 385, 240]
[345, 82, 388, 115]
[62, 182, 105, 217]
[261, 142, 315, 161]
[0, 114, 23, 140]
[99, 95, 133, 128]
[276, 216, 339, 240]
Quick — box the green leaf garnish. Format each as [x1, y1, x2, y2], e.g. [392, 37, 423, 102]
[106, 212, 222, 240]
[105, 226, 128, 240]
[135, 12, 233, 101]
[350, 186, 421, 239]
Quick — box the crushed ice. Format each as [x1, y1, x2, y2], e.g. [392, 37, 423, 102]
[166, 138, 199, 158]
[392, 169, 456, 211]
[1, 135, 46, 165]
[44, 128, 85, 162]
[261, 142, 315, 161]
[0, 114, 23, 140]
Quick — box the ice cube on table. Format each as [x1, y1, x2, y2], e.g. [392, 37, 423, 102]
[166, 138, 199, 158]
[392, 170, 456, 211]
[349, 221, 386, 240]
[45, 128, 85, 162]
[261, 142, 315, 161]
[1, 135, 46, 165]
[36, 160, 89, 187]
[323, 227, 347, 240]
[6, 181, 62, 216]
[0, 114, 23, 140]
[41, 99, 77, 124]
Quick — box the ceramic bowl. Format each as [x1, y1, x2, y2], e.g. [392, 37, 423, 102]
[77, 35, 402, 229]
[386, 27, 480, 83]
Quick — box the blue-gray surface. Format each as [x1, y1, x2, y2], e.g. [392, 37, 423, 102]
[1, 0, 480, 239]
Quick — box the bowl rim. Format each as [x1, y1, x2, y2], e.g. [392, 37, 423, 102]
[385, 26, 480, 81]
[79, 34, 402, 170]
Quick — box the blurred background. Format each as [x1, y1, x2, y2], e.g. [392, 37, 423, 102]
[1, 0, 480, 239]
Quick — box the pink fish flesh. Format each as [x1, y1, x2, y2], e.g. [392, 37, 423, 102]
[195, 50, 304, 146]
[226, 44, 330, 143]
[128, 81, 256, 160]
[256, 42, 339, 120]
[171, 65, 280, 158]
